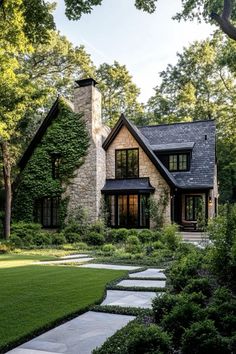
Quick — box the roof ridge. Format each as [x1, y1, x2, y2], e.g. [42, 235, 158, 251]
[138, 119, 215, 129]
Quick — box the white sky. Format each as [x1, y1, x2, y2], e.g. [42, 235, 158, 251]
[52, 0, 215, 103]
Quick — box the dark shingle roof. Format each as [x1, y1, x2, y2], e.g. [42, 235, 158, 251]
[139, 120, 216, 188]
[151, 142, 195, 152]
[101, 177, 155, 193]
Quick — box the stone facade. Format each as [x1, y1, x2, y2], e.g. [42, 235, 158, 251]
[106, 125, 171, 225]
[65, 81, 110, 221]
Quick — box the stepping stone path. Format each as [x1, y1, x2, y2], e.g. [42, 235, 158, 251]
[7, 264, 167, 354]
[35, 254, 94, 265]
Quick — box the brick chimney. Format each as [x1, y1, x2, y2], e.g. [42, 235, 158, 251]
[65, 78, 109, 222]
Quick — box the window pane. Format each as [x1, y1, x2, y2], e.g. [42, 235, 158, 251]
[127, 150, 139, 178]
[179, 154, 187, 170]
[129, 195, 138, 227]
[118, 195, 128, 226]
[116, 150, 126, 178]
[185, 196, 203, 221]
[42, 198, 51, 227]
[169, 155, 178, 171]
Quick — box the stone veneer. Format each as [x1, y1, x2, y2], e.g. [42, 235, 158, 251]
[65, 82, 110, 221]
[106, 125, 171, 225]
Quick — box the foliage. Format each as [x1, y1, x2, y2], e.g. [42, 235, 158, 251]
[0, 243, 9, 254]
[162, 224, 182, 251]
[89, 220, 105, 234]
[106, 228, 129, 243]
[51, 233, 66, 245]
[138, 229, 153, 244]
[181, 320, 229, 354]
[125, 235, 142, 254]
[149, 189, 169, 229]
[96, 61, 143, 126]
[101, 244, 116, 255]
[152, 292, 179, 324]
[65, 206, 90, 238]
[183, 277, 212, 298]
[13, 99, 89, 226]
[64, 232, 81, 243]
[86, 232, 105, 246]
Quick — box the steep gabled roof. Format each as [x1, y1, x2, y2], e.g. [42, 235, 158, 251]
[102, 114, 177, 188]
[19, 98, 60, 170]
[139, 120, 216, 188]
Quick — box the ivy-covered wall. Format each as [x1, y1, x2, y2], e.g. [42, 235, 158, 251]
[13, 98, 89, 226]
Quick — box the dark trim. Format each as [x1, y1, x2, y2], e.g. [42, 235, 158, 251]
[184, 194, 204, 221]
[102, 189, 153, 195]
[19, 98, 60, 170]
[168, 153, 190, 172]
[34, 196, 60, 228]
[102, 114, 176, 188]
[115, 148, 139, 179]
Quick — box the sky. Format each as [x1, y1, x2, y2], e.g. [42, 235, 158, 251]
[52, 0, 215, 103]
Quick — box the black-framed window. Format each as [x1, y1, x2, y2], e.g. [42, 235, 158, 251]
[34, 197, 60, 228]
[185, 195, 203, 221]
[51, 155, 61, 179]
[169, 154, 188, 172]
[105, 194, 149, 228]
[115, 149, 139, 179]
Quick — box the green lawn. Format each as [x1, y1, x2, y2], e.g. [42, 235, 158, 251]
[0, 254, 126, 352]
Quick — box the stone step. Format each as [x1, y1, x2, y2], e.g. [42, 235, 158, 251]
[129, 268, 166, 280]
[117, 279, 166, 289]
[35, 257, 94, 265]
[79, 263, 142, 271]
[101, 289, 160, 309]
[6, 312, 135, 354]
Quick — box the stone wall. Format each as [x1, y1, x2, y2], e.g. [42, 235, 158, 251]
[65, 83, 109, 221]
[106, 125, 171, 225]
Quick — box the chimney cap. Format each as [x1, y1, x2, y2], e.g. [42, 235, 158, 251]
[75, 78, 98, 87]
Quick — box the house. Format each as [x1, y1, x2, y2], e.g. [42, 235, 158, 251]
[15, 78, 218, 230]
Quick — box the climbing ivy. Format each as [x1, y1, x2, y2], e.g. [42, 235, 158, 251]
[13, 98, 89, 226]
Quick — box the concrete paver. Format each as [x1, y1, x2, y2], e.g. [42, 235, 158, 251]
[102, 290, 159, 309]
[79, 263, 141, 271]
[117, 279, 166, 288]
[129, 268, 166, 279]
[6, 312, 135, 354]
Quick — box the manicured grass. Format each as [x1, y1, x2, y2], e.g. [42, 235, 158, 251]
[0, 253, 57, 268]
[0, 259, 126, 352]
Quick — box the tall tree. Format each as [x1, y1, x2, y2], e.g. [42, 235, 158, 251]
[146, 34, 236, 202]
[96, 61, 144, 126]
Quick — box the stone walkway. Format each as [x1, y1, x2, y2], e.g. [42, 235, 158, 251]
[6, 264, 166, 354]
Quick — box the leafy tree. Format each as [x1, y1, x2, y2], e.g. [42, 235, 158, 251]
[146, 34, 236, 202]
[96, 61, 143, 126]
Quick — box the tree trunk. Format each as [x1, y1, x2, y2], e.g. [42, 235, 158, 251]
[1, 142, 12, 239]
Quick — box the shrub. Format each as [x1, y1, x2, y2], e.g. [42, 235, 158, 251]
[183, 277, 212, 298]
[75, 242, 88, 250]
[106, 228, 129, 243]
[86, 232, 105, 246]
[31, 232, 52, 246]
[169, 250, 203, 291]
[125, 235, 142, 254]
[102, 244, 116, 255]
[162, 224, 181, 251]
[89, 220, 105, 234]
[161, 299, 205, 344]
[125, 324, 172, 354]
[114, 250, 132, 259]
[51, 232, 66, 245]
[153, 293, 179, 324]
[64, 232, 81, 243]
[10, 235, 24, 248]
[11, 222, 42, 239]
[0, 243, 9, 253]
[151, 230, 162, 242]
[181, 320, 230, 354]
[138, 229, 153, 244]
[127, 229, 139, 237]
[64, 206, 90, 238]
[152, 240, 165, 249]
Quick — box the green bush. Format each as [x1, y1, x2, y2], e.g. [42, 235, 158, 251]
[153, 293, 178, 324]
[0, 243, 10, 253]
[183, 277, 212, 298]
[10, 235, 24, 248]
[125, 324, 172, 354]
[125, 235, 142, 254]
[102, 244, 116, 255]
[106, 228, 129, 243]
[162, 224, 182, 251]
[152, 240, 165, 249]
[138, 229, 153, 244]
[169, 250, 203, 291]
[161, 300, 205, 344]
[86, 232, 105, 246]
[75, 242, 88, 250]
[89, 220, 105, 234]
[65, 206, 89, 238]
[51, 232, 66, 245]
[31, 232, 52, 246]
[151, 230, 162, 242]
[181, 320, 230, 354]
[11, 222, 42, 239]
[127, 229, 139, 237]
[64, 232, 81, 243]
